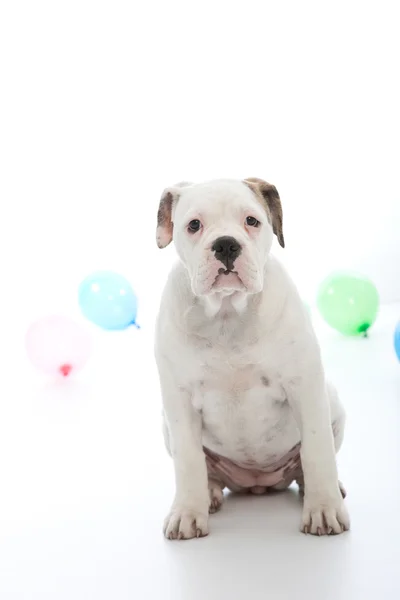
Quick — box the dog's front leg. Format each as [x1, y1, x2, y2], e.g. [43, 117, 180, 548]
[287, 366, 350, 536]
[159, 367, 209, 540]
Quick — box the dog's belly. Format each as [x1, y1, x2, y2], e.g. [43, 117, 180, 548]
[198, 381, 301, 488]
[204, 444, 301, 491]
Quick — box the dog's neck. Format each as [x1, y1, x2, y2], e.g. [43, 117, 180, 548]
[180, 258, 284, 346]
[183, 290, 260, 346]
[178, 256, 284, 342]
[200, 291, 250, 318]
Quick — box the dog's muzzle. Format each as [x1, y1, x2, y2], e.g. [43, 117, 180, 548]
[211, 236, 242, 271]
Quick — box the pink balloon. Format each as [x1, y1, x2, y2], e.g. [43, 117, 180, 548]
[26, 316, 91, 377]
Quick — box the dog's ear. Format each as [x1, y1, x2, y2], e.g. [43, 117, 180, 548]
[156, 188, 179, 248]
[244, 177, 285, 248]
[156, 182, 193, 248]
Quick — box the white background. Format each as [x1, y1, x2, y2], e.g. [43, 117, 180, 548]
[1, 0, 400, 328]
[1, 2, 400, 599]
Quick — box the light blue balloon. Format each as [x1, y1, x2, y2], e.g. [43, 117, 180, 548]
[79, 271, 138, 330]
[394, 321, 400, 361]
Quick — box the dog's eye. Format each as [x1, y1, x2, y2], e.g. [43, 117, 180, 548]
[188, 219, 201, 233]
[246, 216, 260, 227]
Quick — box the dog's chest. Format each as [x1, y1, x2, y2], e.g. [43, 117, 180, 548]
[190, 343, 298, 465]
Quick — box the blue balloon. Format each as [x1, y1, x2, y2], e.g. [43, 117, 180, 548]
[394, 321, 400, 361]
[78, 271, 138, 330]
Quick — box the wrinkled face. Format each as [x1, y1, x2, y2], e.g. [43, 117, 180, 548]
[156, 179, 284, 297]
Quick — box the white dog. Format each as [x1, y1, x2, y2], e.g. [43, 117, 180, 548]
[155, 177, 350, 540]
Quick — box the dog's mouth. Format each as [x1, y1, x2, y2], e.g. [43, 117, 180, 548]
[212, 268, 244, 290]
[218, 268, 237, 276]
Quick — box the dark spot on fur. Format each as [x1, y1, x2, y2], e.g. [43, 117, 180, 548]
[204, 429, 223, 448]
[274, 397, 287, 407]
[261, 375, 270, 387]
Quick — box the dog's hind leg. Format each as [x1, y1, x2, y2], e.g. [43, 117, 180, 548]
[208, 478, 224, 513]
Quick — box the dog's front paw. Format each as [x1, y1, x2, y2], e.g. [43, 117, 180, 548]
[163, 505, 209, 540]
[301, 492, 350, 535]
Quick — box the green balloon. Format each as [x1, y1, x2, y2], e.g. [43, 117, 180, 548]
[317, 273, 379, 336]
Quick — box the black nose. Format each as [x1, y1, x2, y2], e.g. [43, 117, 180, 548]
[211, 236, 242, 270]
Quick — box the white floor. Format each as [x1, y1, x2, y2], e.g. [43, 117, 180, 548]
[1, 304, 400, 600]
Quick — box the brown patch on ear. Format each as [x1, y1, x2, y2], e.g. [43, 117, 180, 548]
[156, 190, 174, 248]
[157, 188, 183, 248]
[245, 177, 285, 248]
[156, 182, 193, 248]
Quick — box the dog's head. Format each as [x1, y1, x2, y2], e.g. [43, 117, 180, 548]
[156, 178, 284, 296]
